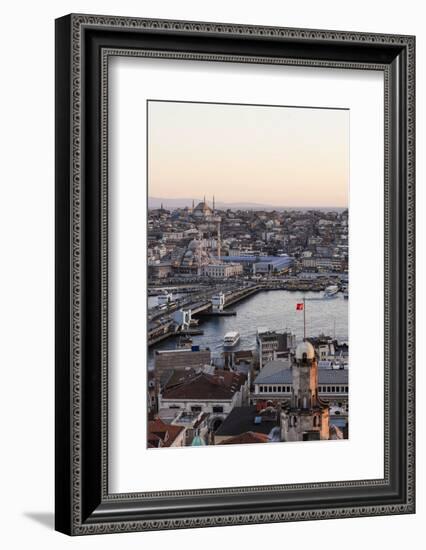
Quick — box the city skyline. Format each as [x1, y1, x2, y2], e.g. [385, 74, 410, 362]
[148, 195, 347, 211]
[148, 100, 349, 208]
[147, 99, 349, 449]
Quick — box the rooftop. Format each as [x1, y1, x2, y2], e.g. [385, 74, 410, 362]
[215, 405, 279, 437]
[147, 419, 185, 448]
[162, 369, 247, 401]
[254, 359, 348, 385]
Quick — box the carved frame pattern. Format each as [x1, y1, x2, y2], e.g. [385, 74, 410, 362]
[55, 14, 415, 535]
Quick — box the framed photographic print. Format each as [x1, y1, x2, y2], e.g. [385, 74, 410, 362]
[55, 14, 415, 535]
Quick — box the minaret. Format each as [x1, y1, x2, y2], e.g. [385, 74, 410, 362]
[213, 195, 215, 213]
[217, 220, 221, 260]
[197, 234, 202, 274]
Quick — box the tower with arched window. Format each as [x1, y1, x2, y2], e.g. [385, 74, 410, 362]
[281, 341, 330, 441]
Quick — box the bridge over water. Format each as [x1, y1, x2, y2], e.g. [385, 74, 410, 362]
[148, 284, 262, 346]
[147, 277, 339, 346]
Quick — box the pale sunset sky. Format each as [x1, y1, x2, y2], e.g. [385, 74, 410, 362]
[148, 100, 349, 208]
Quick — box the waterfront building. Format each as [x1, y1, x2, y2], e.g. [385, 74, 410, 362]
[301, 256, 317, 270]
[300, 252, 346, 273]
[256, 328, 296, 369]
[253, 256, 294, 275]
[281, 342, 330, 441]
[203, 262, 243, 279]
[315, 257, 333, 271]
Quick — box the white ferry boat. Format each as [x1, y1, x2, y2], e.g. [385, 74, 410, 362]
[223, 331, 240, 348]
[324, 285, 339, 298]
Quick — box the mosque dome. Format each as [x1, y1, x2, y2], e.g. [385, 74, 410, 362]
[295, 341, 315, 361]
[193, 201, 212, 213]
[193, 200, 214, 218]
[188, 239, 201, 250]
[180, 239, 212, 268]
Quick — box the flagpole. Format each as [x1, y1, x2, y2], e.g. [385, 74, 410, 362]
[303, 297, 306, 340]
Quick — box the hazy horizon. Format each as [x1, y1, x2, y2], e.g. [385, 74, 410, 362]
[148, 101, 349, 208]
[148, 195, 347, 211]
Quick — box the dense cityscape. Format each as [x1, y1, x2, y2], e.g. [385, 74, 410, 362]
[146, 197, 349, 448]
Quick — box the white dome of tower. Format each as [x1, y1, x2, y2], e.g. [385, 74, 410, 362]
[295, 341, 315, 360]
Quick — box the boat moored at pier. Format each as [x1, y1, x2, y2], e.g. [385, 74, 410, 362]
[324, 285, 339, 298]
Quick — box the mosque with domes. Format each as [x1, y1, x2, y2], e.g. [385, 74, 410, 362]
[177, 237, 214, 275]
[192, 197, 215, 220]
[169, 197, 227, 275]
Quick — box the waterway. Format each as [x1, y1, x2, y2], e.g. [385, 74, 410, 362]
[147, 290, 348, 369]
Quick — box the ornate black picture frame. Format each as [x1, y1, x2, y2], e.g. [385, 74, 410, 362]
[55, 14, 415, 535]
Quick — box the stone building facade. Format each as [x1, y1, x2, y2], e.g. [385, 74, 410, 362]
[281, 341, 330, 441]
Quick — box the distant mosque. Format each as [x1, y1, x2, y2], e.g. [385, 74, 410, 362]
[192, 196, 216, 220]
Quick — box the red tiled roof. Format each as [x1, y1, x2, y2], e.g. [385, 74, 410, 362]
[161, 369, 247, 401]
[147, 419, 184, 448]
[219, 431, 270, 445]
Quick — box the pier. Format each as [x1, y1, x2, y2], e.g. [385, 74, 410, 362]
[148, 284, 262, 346]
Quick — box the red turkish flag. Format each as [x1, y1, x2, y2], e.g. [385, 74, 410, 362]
[296, 303, 304, 311]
